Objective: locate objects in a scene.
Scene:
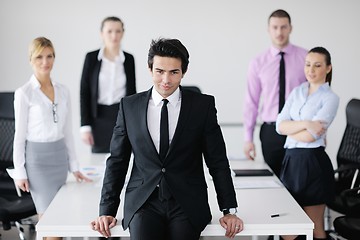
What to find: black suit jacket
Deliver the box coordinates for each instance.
[80,49,136,126]
[99,87,237,232]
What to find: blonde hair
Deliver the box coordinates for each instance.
[29,37,55,61]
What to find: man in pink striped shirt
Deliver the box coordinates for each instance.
[243,9,307,177]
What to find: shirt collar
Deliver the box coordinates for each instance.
[97,47,125,63]
[270,43,294,56]
[30,74,56,89]
[320,82,330,91]
[302,81,330,94]
[151,87,181,107]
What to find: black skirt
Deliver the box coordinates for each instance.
[280,147,335,206]
[92,103,119,153]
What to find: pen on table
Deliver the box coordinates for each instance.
[271,214,280,218]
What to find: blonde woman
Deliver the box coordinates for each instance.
[12,37,91,239]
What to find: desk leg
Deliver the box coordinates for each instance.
[305,230,313,240]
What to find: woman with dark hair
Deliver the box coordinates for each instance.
[80,16,136,153]
[276,47,339,240]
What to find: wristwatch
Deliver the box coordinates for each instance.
[222,208,237,216]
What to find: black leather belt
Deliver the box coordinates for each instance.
[263,122,276,125]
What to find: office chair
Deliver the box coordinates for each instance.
[0,92,16,195]
[326,99,360,231]
[0,92,37,240]
[332,187,360,240]
[181,85,202,93]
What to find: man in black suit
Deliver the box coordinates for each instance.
[91,38,243,240]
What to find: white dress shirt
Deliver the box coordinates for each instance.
[147,87,181,153]
[12,75,78,179]
[97,47,127,105]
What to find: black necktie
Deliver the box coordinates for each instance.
[279,52,285,112]
[159,99,169,161]
[159,99,171,200]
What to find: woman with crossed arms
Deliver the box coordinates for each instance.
[276,47,339,240]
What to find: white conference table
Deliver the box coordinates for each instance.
[36,159,313,239]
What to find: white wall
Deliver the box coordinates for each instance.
[1,0,359,165]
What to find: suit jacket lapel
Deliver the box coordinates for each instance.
[138,88,160,159]
[167,89,192,155]
[91,57,102,116]
[92,53,102,98]
[140,87,192,162]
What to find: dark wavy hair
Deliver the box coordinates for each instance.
[308,47,332,86]
[148,38,189,74]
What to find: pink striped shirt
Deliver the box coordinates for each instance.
[243,43,307,142]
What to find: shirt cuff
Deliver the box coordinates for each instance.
[10,167,28,180]
[68,160,79,173]
[80,125,92,133]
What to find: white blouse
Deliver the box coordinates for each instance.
[12,75,78,179]
[97,47,127,105]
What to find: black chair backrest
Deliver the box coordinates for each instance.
[0,92,37,231]
[337,99,360,166]
[181,85,201,93]
[0,92,15,169]
[0,92,15,120]
[346,99,360,129]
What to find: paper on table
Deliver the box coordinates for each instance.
[81,165,131,188]
[81,166,104,179]
[233,178,282,189]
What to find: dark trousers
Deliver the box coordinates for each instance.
[259,123,286,178]
[129,188,201,240]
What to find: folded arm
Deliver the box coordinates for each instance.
[278,120,326,142]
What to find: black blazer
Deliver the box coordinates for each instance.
[99,87,237,232]
[80,49,136,126]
